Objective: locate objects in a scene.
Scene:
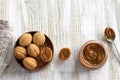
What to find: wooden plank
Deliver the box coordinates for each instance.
[1,0,120,80]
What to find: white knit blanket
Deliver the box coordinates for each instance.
[0,20,12,76]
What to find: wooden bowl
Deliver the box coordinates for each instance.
[78,40,108,69]
[14,31,54,71]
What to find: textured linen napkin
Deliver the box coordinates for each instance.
[0,20,12,76]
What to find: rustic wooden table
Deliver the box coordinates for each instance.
[0,0,120,80]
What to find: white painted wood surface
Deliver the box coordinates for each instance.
[0,0,120,80]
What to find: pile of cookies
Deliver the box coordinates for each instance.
[14,32,53,70]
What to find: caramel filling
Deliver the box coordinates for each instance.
[105,27,115,39]
[83,43,105,65]
[59,48,71,61]
[40,47,53,62]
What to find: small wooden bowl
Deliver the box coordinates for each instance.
[14,31,54,71]
[78,40,108,69]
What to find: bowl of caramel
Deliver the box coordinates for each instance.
[79,40,108,69]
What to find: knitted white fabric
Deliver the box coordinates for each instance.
[0,20,12,76]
